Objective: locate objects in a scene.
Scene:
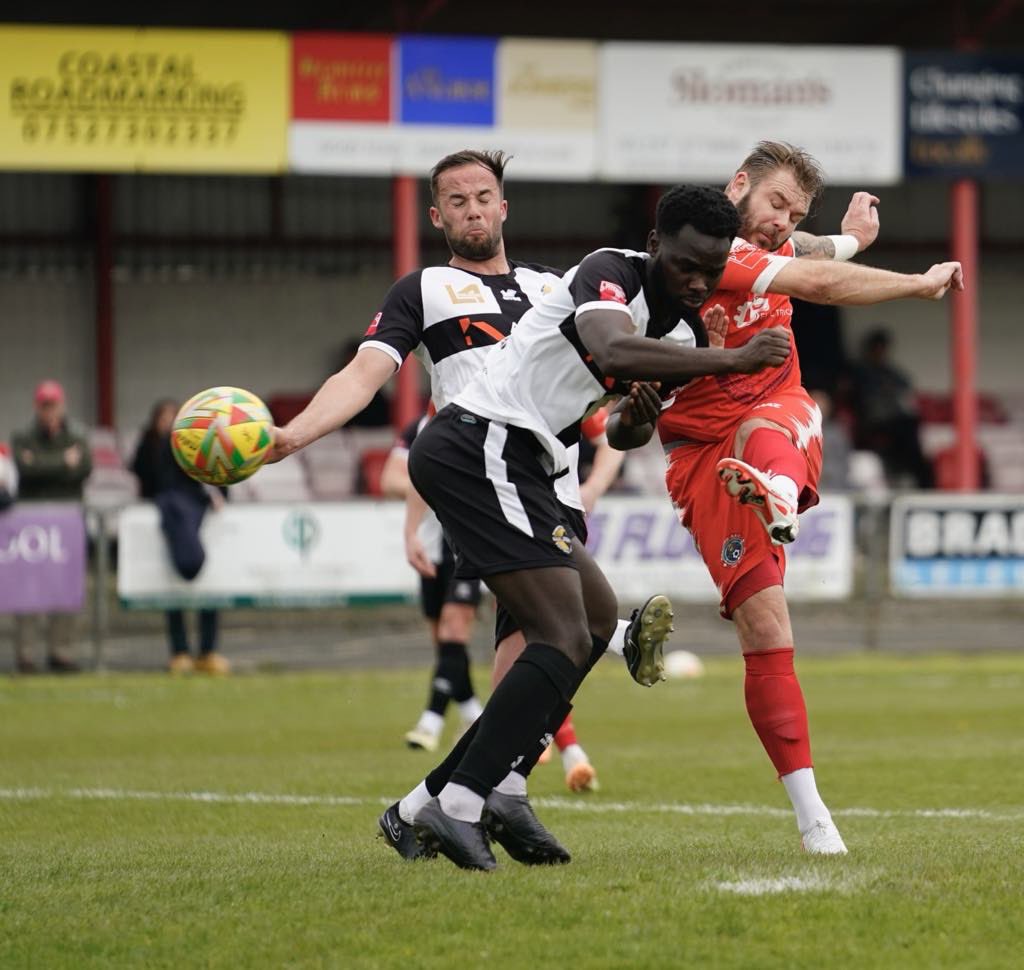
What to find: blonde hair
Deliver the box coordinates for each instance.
[736,141,825,204]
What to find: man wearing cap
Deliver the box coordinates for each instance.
[11,380,92,673]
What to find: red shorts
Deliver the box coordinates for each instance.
[663,388,823,619]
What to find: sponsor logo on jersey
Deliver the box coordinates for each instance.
[445,282,487,305]
[365,311,382,336]
[458,317,506,346]
[599,280,627,304]
[733,297,771,329]
[721,534,744,567]
[500,289,521,301]
[552,525,572,554]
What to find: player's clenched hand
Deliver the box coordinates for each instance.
[918,262,964,300]
[619,381,662,428]
[703,304,728,348]
[736,327,791,373]
[405,532,437,578]
[264,426,290,465]
[841,191,880,252]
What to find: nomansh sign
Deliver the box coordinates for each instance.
[292,33,392,122]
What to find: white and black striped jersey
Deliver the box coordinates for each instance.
[455,248,707,476]
[359,260,602,511]
[361,262,562,413]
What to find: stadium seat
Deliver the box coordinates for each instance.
[357,447,391,497]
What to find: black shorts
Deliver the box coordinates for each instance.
[408,405,580,580]
[420,540,482,620]
[492,503,588,646]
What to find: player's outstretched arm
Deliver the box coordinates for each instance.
[767,259,963,306]
[791,191,880,259]
[267,348,397,462]
[577,309,791,386]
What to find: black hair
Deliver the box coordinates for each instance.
[655,184,740,241]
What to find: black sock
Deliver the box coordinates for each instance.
[440,640,476,704]
[511,634,607,780]
[427,642,462,716]
[584,633,610,675]
[425,719,479,797]
[450,643,577,798]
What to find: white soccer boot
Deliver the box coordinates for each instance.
[717,457,800,545]
[800,818,848,855]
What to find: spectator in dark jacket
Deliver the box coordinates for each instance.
[131,399,229,675]
[11,380,92,673]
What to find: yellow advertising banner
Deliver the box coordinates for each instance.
[0,25,288,172]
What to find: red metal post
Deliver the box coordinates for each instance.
[94,175,114,428]
[950,178,980,491]
[392,175,421,428]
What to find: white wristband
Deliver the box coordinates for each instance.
[827,234,859,261]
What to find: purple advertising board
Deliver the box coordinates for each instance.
[0,503,87,612]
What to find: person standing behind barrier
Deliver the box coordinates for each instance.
[11,380,92,673]
[131,399,229,675]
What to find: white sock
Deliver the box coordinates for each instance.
[607,618,629,657]
[398,781,431,824]
[781,767,831,833]
[768,473,799,507]
[561,742,588,772]
[439,783,485,823]
[415,710,444,736]
[457,698,483,724]
[493,771,527,797]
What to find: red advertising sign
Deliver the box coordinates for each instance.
[292,33,392,122]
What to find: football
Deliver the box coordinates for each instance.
[663,649,706,680]
[171,386,273,486]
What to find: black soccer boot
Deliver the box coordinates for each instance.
[377,802,436,861]
[623,594,674,687]
[482,791,571,865]
[413,798,497,871]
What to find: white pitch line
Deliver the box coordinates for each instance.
[1,787,1022,822]
[712,874,839,896]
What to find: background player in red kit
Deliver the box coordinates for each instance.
[608,141,964,854]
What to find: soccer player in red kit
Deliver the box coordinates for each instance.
[608,141,964,854]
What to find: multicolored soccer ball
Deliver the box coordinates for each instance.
[171,387,273,485]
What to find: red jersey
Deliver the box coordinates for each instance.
[658,238,801,444]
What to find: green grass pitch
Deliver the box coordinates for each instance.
[2,653,1022,969]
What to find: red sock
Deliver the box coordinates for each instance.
[553,713,578,752]
[743,428,807,494]
[743,648,813,777]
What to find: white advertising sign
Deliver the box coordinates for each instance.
[599,43,902,183]
[118,502,417,608]
[587,494,853,603]
[118,495,853,609]
[890,493,1024,598]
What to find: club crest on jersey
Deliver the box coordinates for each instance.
[721,534,744,567]
[600,280,627,304]
[551,525,572,554]
[365,312,382,336]
[500,289,521,301]
[445,282,487,305]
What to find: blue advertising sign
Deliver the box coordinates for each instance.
[398,36,497,126]
[905,51,1024,178]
